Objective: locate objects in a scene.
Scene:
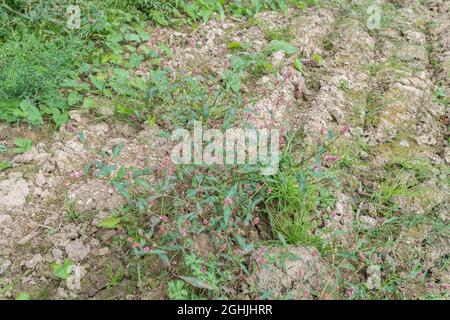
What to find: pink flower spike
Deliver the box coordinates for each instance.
[69,171,83,179]
[340,125,350,135]
[324,155,340,163]
[224,197,233,208]
[160,215,169,223]
[66,123,75,132]
[221,242,227,251]
[320,127,326,136]
[346,288,355,297]
[132,242,140,248]
[143,246,150,252]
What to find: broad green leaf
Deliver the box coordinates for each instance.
[179,276,214,290]
[83,97,94,109]
[227,42,242,49]
[112,142,124,159]
[312,53,324,65]
[13,138,32,154]
[67,92,82,107]
[51,109,69,127]
[223,207,231,226]
[134,26,150,41]
[124,33,140,42]
[51,259,73,280]
[268,40,297,55]
[0,160,12,172]
[294,58,303,73]
[19,100,43,126]
[16,292,31,300]
[98,216,121,229]
[77,131,85,143]
[295,173,307,193]
[106,32,123,43]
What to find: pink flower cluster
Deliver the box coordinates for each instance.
[127,237,150,252]
[254,247,267,264]
[159,154,175,175]
[69,171,83,179]
[224,197,233,208]
[323,154,340,164]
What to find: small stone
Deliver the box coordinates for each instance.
[17,231,39,245]
[366,265,381,290]
[89,123,109,136]
[107,138,127,151]
[261,76,271,84]
[271,51,285,68]
[65,239,90,261]
[360,216,377,229]
[69,111,82,123]
[35,173,46,187]
[416,135,436,146]
[0,259,12,275]
[66,265,85,291]
[24,254,43,269]
[0,215,13,229]
[52,248,64,262]
[89,238,100,248]
[0,175,30,211]
[100,230,116,242]
[360,151,369,160]
[97,247,110,256]
[56,287,68,298]
[97,106,115,117]
[399,139,410,147]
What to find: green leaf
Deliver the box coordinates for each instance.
[112,142,124,159]
[124,33,140,42]
[267,40,297,55]
[89,75,105,91]
[98,216,121,229]
[19,100,43,126]
[151,12,168,26]
[51,259,73,280]
[227,183,238,198]
[78,131,85,143]
[67,92,82,107]
[0,144,7,153]
[134,26,150,41]
[51,108,69,127]
[16,292,31,300]
[223,207,231,225]
[0,160,12,172]
[13,138,32,154]
[179,276,214,290]
[312,53,324,65]
[106,32,123,43]
[295,173,307,193]
[152,250,170,268]
[83,97,94,109]
[227,42,243,50]
[129,53,145,69]
[294,58,304,73]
